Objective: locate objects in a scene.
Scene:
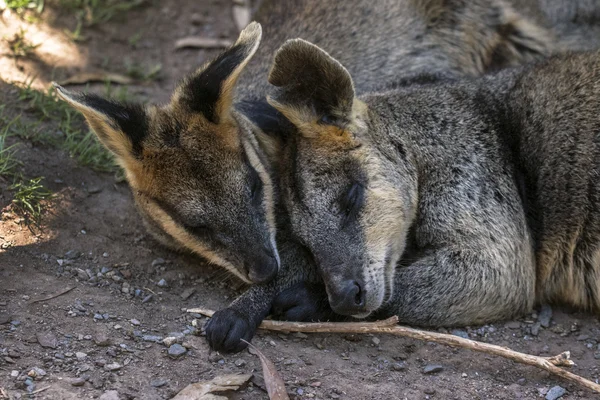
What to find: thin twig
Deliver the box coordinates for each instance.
[188,307,600,393]
[28,287,75,304]
[28,386,51,395]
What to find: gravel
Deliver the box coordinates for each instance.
[539,304,553,328]
[168,344,187,359]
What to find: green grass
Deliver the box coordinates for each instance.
[3,0,45,13]
[124,59,162,82]
[57,0,145,34]
[17,82,118,173]
[9,176,52,225]
[0,115,21,177]
[6,28,40,58]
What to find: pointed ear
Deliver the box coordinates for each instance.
[175,21,262,124]
[267,39,357,136]
[53,83,148,160]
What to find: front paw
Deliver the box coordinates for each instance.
[204,308,257,353]
[272,282,340,322]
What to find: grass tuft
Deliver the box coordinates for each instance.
[9,176,52,225]
[17,81,118,173]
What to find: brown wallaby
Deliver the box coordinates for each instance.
[266,39,600,329]
[53,0,600,352]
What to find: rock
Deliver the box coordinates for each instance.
[130,319,140,326]
[392,362,407,371]
[168,344,187,359]
[0,313,11,325]
[37,332,58,349]
[142,335,163,343]
[539,304,553,328]
[424,388,436,395]
[76,352,87,360]
[235,359,247,367]
[157,279,168,287]
[142,294,153,303]
[163,336,183,347]
[545,386,566,400]
[65,250,80,260]
[505,321,521,329]
[295,332,308,339]
[10,370,19,378]
[530,322,541,336]
[180,287,196,300]
[94,333,110,347]
[423,364,443,374]
[28,367,46,378]
[372,337,380,346]
[104,363,122,372]
[70,377,86,386]
[151,379,167,387]
[87,186,102,194]
[451,330,469,339]
[152,258,166,267]
[99,390,120,400]
[576,334,590,341]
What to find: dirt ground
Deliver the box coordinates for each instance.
[0,1,599,399]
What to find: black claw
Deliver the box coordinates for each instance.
[204,308,257,353]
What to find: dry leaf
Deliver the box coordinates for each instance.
[232,1,251,31]
[59,72,133,86]
[175,37,233,50]
[242,340,290,400]
[171,374,252,400]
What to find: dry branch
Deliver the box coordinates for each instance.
[188,307,600,393]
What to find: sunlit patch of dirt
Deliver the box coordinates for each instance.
[0,8,86,87]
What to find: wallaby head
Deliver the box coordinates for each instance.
[268,39,418,317]
[54,23,281,284]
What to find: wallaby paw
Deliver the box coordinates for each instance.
[204,308,256,353]
[272,282,340,322]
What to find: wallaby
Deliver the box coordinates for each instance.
[52,0,599,352]
[265,40,600,329]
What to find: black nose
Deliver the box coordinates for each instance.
[246,247,279,284]
[329,280,366,315]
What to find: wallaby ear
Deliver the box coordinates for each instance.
[267,39,356,136]
[175,21,262,124]
[53,83,148,160]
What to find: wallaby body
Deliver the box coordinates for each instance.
[54,0,600,352]
[267,42,600,328]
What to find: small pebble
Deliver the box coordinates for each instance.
[157,279,168,287]
[104,363,122,372]
[10,370,19,378]
[142,294,153,303]
[392,362,406,371]
[539,304,553,328]
[152,258,166,267]
[168,344,187,359]
[70,377,86,387]
[451,330,469,339]
[235,359,247,367]
[130,319,140,326]
[151,379,168,388]
[545,385,566,400]
[372,337,380,346]
[423,364,443,374]
[99,390,120,400]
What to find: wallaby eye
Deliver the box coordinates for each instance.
[319,114,338,125]
[185,224,214,239]
[339,182,365,223]
[249,165,263,205]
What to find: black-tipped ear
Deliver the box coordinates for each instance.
[53,83,148,159]
[267,39,355,129]
[175,21,262,124]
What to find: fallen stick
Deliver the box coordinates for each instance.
[188,307,600,393]
[28,287,75,304]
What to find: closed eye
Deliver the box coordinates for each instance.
[249,165,263,206]
[339,182,365,226]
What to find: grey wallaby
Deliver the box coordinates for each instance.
[266,40,600,330]
[52,0,600,352]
